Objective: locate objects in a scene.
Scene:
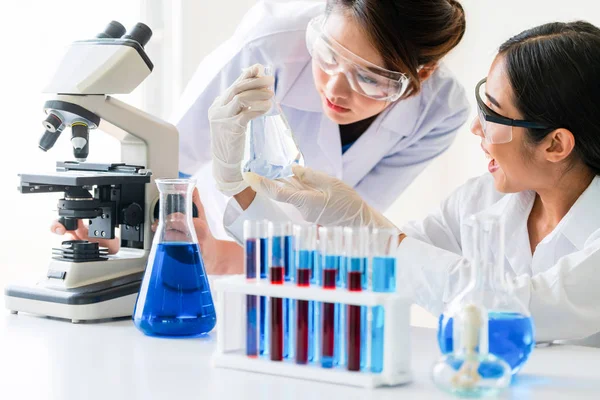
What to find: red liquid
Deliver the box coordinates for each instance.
[322,269,337,363]
[348,271,363,371]
[271,265,284,284]
[296,268,310,364]
[270,266,284,361]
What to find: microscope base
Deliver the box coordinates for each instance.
[4,273,142,323]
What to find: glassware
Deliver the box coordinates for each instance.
[344,226,369,371]
[437,215,535,375]
[370,227,398,373]
[318,226,343,368]
[133,179,216,337]
[242,66,305,179]
[432,303,512,397]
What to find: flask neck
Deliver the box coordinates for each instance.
[155,180,197,244]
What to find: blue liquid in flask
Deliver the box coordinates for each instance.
[133,242,216,337]
[438,311,535,376]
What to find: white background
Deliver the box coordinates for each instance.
[0,0,598,325]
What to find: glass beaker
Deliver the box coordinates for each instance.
[437,215,535,376]
[133,179,216,337]
[242,66,305,179]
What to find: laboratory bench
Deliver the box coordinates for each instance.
[1,310,600,400]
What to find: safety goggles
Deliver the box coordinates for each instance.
[306,15,410,102]
[476,78,550,144]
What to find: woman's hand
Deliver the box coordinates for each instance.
[51,219,120,254]
[209,63,274,197]
[244,165,397,229]
[151,188,243,275]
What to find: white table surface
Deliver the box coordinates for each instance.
[1,313,599,400]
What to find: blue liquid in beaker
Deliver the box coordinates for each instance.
[438,311,535,375]
[133,242,216,337]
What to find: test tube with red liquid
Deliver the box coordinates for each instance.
[294,224,317,364]
[318,226,342,368]
[269,222,289,361]
[344,227,369,372]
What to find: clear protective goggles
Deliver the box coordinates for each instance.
[476,78,550,144]
[306,15,410,102]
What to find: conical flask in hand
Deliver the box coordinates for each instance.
[242,65,305,179]
[133,179,216,337]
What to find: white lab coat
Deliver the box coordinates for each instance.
[225,174,600,345]
[172,0,469,239]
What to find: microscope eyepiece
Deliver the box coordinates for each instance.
[71,123,89,162]
[122,23,152,48]
[96,20,126,39]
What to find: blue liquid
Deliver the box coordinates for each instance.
[438,311,535,375]
[371,257,396,373]
[133,242,216,337]
[259,237,268,356]
[245,239,258,356]
[335,256,348,366]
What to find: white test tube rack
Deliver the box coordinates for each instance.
[212,275,413,388]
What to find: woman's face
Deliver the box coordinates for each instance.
[312,12,390,125]
[470,55,550,193]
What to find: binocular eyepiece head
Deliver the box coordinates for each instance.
[96,20,152,48]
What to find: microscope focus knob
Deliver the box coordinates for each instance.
[122,203,144,226]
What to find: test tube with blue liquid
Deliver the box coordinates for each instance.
[370,227,398,373]
[318,226,342,368]
[344,226,369,371]
[294,224,317,364]
[244,221,259,357]
[257,220,270,356]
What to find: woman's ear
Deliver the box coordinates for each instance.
[417,62,439,82]
[543,128,576,164]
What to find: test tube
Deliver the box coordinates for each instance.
[294,224,317,364]
[345,226,369,372]
[275,222,295,359]
[269,222,289,361]
[243,221,259,358]
[258,220,270,356]
[319,226,342,368]
[370,227,398,373]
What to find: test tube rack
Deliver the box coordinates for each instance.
[212,275,412,388]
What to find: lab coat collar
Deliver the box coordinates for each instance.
[279,61,323,113]
[558,176,600,250]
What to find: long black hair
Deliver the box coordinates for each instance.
[499,21,600,175]
[327,0,466,97]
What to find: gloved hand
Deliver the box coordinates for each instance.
[209,64,274,196]
[244,165,397,229]
[51,219,120,254]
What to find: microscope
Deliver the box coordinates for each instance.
[4,21,179,323]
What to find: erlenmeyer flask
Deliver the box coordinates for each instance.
[133,179,216,337]
[242,66,305,179]
[437,215,535,376]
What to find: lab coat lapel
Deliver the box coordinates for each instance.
[558,176,600,250]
